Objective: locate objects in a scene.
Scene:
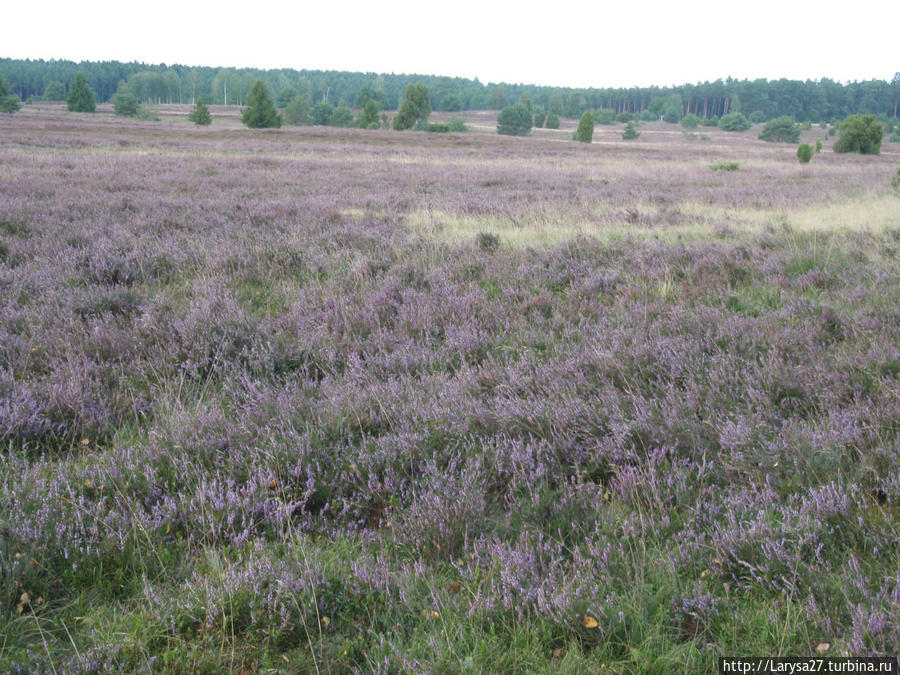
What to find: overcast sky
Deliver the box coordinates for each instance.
[5,1,897,88]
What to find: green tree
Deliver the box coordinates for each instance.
[546,113,560,129]
[42,80,66,101]
[188,96,212,125]
[758,116,800,142]
[533,110,546,128]
[358,99,380,128]
[622,122,640,139]
[0,71,20,113]
[797,143,813,163]
[487,86,508,109]
[496,103,533,136]
[241,80,281,128]
[833,114,882,154]
[277,86,299,108]
[66,73,95,112]
[718,112,751,131]
[311,100,335,125]
[283,95,311,125]
[573,110,594,142]
[663,94,683,123]
[329,102,354,127]
[393,83,431,130]
[112,80,139,116]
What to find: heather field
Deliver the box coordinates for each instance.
[2,106,900,673]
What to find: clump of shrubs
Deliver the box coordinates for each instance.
[448,115,467,132]
[477,231,501,252]
[710,162,740,171]
[426,123,449,133]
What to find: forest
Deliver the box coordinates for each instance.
[2,57,899,121]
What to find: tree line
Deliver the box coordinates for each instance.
[1,57,898,121]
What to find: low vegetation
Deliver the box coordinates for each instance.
[1,105,899,672]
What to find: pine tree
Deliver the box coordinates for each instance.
[241,80,281,128]
[67,73,96,113]
[358,99,380,129]
[188,97,212,125]
[622,122,640,140]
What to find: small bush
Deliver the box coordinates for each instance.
[680,114,700,130]
[718,112,751,132]
[497,103,533,136]
[448,115,467,132]
[701,117,719,127]
[888,132,900,143]
[640,109,656,121]
[710,162,740,171]
[815,140,822,153]
[594,109,616,125]
[797,144,813,163]
[477,231,500,252]
[426,123,449,133]
[759,116,801,143]
[533,111,546,128]
[188,97,212,126]
[891,168,900,189]
[616,112,634,122]
[622,122,640,140]
[135,106,160,121]
[545,113,560,129]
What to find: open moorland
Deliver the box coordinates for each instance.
[1,106,899,672]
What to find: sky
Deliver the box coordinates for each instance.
[4,1,897,88]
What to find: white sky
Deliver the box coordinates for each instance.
[5,1,897,88]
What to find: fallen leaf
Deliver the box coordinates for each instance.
[700,569,711,578]
[552,648,563,658]
[582,615,599,629]
[816,643,830,654]
[447,581,460,593]
[80,438,90,446]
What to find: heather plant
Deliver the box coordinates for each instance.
[1,108,899,671]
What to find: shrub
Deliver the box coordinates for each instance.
[497,103,533,136]
[0,72,20,113]
[311,100,334,125]
[533,110,546,128]
[66,73,95,112]
[594,109,616,125]
[357,99,379,129]
[573,111,594,142]
[616,112,634,123]
[815,140,822,153]
[283,95,311,125]
[545,113,560,129]
[448,115,467,132]
[188,97,212,125]
[828,127,837,137]
[833,114,882,155]
[890,132,900,142]
[242,80,281,128]
[680,114,700,130]
[710,162,740,171]
[134,106,159,121]
[701,117,719,127]
[758,116,800,143]
[112,81,139,117]
[749,110,767,123]
[622,122,640,140]
[41,80,66,101]
[889,168,900,189]
[718,112,751,131]
[328,104,354,128]
[477,231,500,252]
[640,109,656,121]
[393,83,431,130]
[797,143,813,163]
[426,123,449,133]
[440,94,461,111]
